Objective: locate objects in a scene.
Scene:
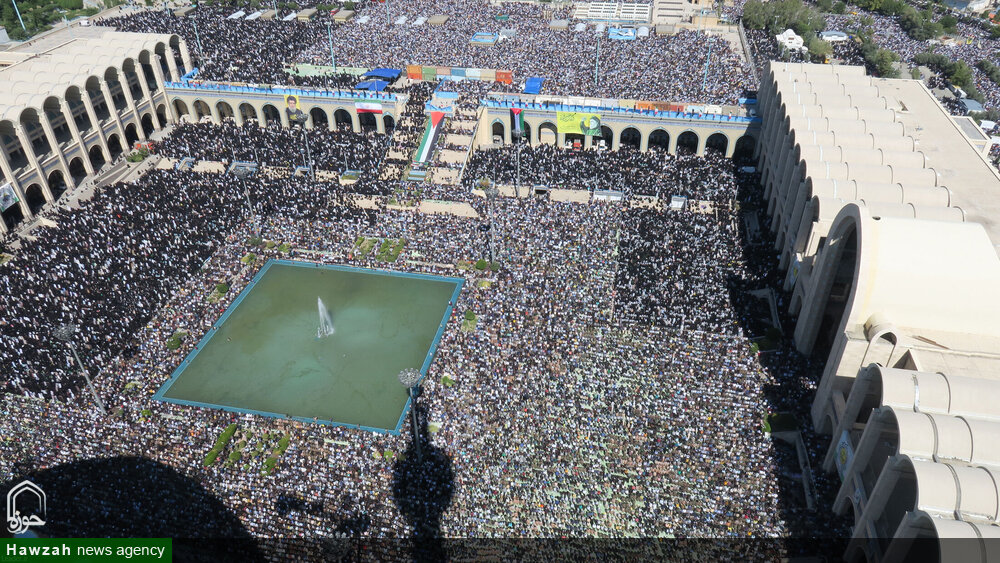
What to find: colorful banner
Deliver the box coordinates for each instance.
[0,183,18,212]
[556,112,602,136]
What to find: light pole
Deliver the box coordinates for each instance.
[53,324,107,416]
[300,123,315,181]
[398,368,422,462]
[481,179,498,265]
[192,20,204,58]
[243,184,260,237]
[10,0,26,32]
[326,21,336,71]
[702,39,712,93]
[594,32,601,87]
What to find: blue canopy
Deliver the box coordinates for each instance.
[524,77,545,94]
[356,80,389,91]
[961,98,985,114]
[362,68,401,80]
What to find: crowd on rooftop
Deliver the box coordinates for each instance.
[103,4,755,104]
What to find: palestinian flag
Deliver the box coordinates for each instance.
[355,102,383,114]
[415,111,445,163]
[0,183,18,212]
[511,108,524,136]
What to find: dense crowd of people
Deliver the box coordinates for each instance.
[157,120,394,193]
[103,5,755,104]
[0,2,868,558]
[0,138,847,555]
[463,144,748,202]
[740,4,1000,114]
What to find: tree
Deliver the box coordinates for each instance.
[816,0,831,12]
[880,0,907,16]
[939,15,957,32]
[873,49,899,78]
[950,61,973,89]
[807,37,832,62]
[741,0,768,30]
[832,1,846,14]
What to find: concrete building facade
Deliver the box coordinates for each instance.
[0,30,191,233]
[166,82,406,135]
[476,96,760,158]
[756,62,1000,561]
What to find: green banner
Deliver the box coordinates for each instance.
[556,112,602,135]
[3,539,171,562]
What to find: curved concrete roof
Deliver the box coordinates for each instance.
[874,367,1000,421]
[0,31,179,125]
[904,456,1000,524]
[830,204,1000,339]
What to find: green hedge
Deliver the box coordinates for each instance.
[464,310,476,321]
[215,283,230,294]
[204,450,220,466]
[474,259,488,270]
[214,423,238,450]
[276,435,290,455]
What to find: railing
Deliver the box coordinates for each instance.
[481,99,759,123]
[164,81,398,103]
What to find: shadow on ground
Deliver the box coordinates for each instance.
[2,456,264,562]
[392,399,454,563]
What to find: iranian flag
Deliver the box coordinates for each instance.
[511,108,524,136]
[355,102,383,114]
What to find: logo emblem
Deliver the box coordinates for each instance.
[6,480,46,535]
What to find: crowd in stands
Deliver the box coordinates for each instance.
[0,146,848,554]
[462,144,746,202]
[103,5,755,104]
[157,121,393,194]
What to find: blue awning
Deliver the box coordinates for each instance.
[524,77,545,94]
[356,80,389,91]
[362,68,401,80]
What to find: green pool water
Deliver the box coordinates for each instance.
[156,261,463,431]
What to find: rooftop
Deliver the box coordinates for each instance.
[876,78,1000,256]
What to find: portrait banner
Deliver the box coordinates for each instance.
[284,94,308,125]
[556,112,602,136]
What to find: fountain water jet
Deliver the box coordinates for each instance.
[317,297,335,338]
